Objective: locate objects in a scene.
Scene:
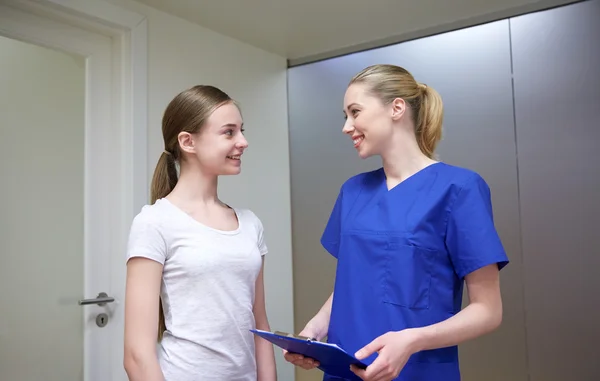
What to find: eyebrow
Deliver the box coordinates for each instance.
[221,123,243,128]
[343,103,359,114]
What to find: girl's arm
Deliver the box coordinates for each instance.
[253,258,277,381]
[123,257,165,381]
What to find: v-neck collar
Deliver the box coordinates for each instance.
[378,162,444,193]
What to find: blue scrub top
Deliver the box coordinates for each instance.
[321,162,509,381]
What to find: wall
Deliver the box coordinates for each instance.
[510,1,600,379]
[104,1,295,379]
[287,1,599,381]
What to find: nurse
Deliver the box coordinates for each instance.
[284,64,509,381]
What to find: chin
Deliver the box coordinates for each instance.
[357,148,373,159]
[221,165,242,176]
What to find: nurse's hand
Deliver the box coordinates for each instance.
[282,326,321,370]
[350,330,419,381]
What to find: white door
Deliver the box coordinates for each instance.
[0,4,128,381]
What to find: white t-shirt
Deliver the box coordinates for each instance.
[126,198,268,381]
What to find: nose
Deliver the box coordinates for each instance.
[342,118,354,135]
[236,134,248,150]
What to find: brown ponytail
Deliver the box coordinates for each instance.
[150,85,235,341]
[349,64,444,159]
[150,152,177,204]
[149,151,177,341]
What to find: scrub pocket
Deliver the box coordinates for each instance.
[382,241,434,310]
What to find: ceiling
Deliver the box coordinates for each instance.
[134,0,578,65]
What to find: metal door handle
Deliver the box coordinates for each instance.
[78,292,114,306]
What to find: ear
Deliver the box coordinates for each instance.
[177,131,196,155]
[391,98,406,121]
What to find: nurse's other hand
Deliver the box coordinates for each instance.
[282,327,320,370]
[350,330,419,381]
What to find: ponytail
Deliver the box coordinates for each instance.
[149,150,178,341]
[150,151,177,203]
[416,84,444,159]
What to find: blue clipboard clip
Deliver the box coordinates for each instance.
[250,329,367,381]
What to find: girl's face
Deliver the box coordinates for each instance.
[179,102,248,176]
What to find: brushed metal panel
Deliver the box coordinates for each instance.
[288,19,527,381]
[511,1,600,380]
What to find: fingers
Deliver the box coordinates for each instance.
[350,358,398,381]
[283,350,320,370]
[350,364,367,380]
[355,335,385,360]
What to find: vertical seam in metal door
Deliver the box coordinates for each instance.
[508,17,532,381]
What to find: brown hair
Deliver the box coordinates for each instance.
[150,85,235,341]
[349,64,444,159]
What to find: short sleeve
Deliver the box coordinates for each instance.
[256,216,268,256]
[321,189,343,258]
[445,174,509,279]
[126,211,167,265]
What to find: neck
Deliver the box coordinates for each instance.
[380,133,437,184]
[169,162,219,206]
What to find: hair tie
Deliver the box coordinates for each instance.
[163,150,172,156]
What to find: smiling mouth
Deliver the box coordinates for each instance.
[227,155,241,160]
[353,135,364,148]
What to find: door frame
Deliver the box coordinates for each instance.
[0,0,148,380]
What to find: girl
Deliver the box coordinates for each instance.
[285,64,509,381]
[124,85,276,381]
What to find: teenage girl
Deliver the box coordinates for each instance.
[124,85,277,381]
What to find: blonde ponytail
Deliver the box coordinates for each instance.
[416,84,444,159]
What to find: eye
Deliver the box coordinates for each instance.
[225,129,233,136]
[351,109,359,117]
[240,128,245,134]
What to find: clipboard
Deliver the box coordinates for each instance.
[251,329,367,381]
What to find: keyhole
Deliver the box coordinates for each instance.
[96,313,108,327]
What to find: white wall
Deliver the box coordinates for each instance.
[105,1,295,379]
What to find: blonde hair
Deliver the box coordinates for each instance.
[150,85,235,341]
[349,64,444,159]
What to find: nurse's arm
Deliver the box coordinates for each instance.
[411,263,503,351]
[283,292,333,370]
[304,292,333,339]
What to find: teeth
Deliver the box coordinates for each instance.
[353,136,364,145]
[227,155,240,160]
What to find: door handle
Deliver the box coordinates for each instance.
[78,292,115,306]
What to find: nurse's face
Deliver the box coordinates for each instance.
[342,84,394,159]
